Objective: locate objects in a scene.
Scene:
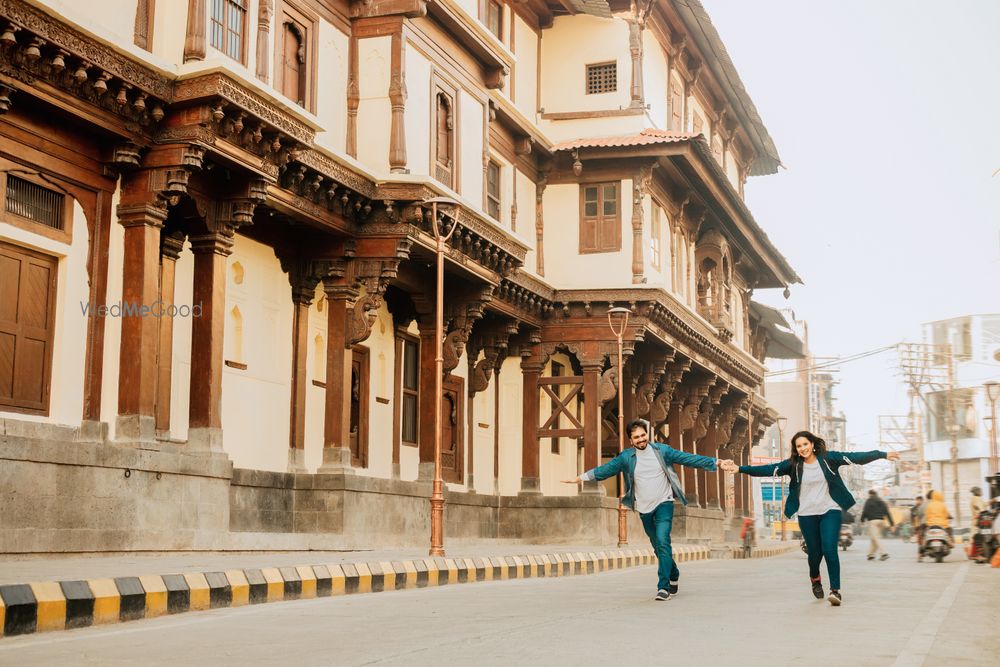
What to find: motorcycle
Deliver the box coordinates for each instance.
[922,525,953,563]
[839,524,853,551]
[969,507,999,564]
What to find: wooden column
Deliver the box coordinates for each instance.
[519,358,542,494]
[255,0,273,82]
[154,231,185,439]
[320,271,357,473]
[388,29,408,173]
[417,325,437,479]
[81,188,114,433]
[115,194,167,443]
[581,361,602,494]
[346,36,359,158]
[632,165,651,284]
[183,0,206,62]
[628,19,643,108]
[535,178,546,276]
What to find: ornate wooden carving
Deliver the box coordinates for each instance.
[535,176,546,276]
[346,36,359,158]
[388,30,407,173]
[183,0,206,62]
[635,358,669,418]
[256,0,273,82]
[628,19,642,108]
[632,164,653,284]
[651,359,690,427]
[441,286,494,373]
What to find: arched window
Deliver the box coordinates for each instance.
[281,20,306,106]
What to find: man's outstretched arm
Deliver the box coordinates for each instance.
[561,453,626,484]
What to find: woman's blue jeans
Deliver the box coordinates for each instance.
[798,509,842,589]
[639,501,680,591]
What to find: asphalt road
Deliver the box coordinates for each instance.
[1,538,997,666]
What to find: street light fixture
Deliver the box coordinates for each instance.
[424,196,459,557]
[985,382,999,474]
[607,306,631,547]
[775,416,788,541]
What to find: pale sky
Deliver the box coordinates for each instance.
[705,0,1000,447]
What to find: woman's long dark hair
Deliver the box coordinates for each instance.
[789,430,827,464]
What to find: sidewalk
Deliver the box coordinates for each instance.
[0,540,794,638]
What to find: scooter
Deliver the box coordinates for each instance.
[839,524,853,551]
[922,525,953,563]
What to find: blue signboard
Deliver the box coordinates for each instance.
[761,485,784,501]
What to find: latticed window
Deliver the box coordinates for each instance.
[210,0,246,62]
[5,176,64,230]
[486,161,501,220]
[586,62,617,95]
[580,182,620,253]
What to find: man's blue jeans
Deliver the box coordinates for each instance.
[639,501,679,591]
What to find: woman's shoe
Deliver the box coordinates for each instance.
[810,577,823,599]
[828,590,842,606]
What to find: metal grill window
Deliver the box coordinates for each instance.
[586,62,617,95]
[5,176,64,230]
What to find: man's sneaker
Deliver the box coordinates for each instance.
[879,553,890,561]
[810,577,824,599]
[828,590,842,606]
[668,581,679,595]
[866,555,875,561]
[654,589,672,601]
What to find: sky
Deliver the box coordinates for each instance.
[704,0,1000,448]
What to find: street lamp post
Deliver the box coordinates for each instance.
[608,306,631,547]
[776,416,788,541]
[986,382,999,474]
[946,421,961,527]
[425,197,458,557]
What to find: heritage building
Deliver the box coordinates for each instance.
[0,0,798,552]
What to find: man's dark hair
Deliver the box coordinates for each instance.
[625,419,649,438]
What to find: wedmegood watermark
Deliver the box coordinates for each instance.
[79,300,203,318]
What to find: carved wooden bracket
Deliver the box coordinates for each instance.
[635,359,668,418]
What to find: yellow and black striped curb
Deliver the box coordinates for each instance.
[0,546,718,638]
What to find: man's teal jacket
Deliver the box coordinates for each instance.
[739,450,887,518]
[580,442,718,510]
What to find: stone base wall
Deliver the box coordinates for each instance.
[1,419,733,553]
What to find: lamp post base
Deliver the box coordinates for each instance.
[617,505,629,547]
[429,482,446,557]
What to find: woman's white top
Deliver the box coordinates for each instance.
[797,461,841,516]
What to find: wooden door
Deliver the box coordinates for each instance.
[349,346,369,468]
[440,374,464,484]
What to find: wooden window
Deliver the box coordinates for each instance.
[586,62,617,95]
[133,0,155,50]
[276,3,314,110]
[399,335,420,446]
[433,89,456,189]
[0,240,57,414]
[668,78,684,131]
[486,160,501,220]
[486,0,503,41]
[1,172,72,243]
[650,204,662,270]
[210,0,247,63]
[579,182,620,253]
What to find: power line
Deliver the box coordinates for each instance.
[764,343,899,377]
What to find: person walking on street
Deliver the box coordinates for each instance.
[911,495,926,559]
[724,430,899,607]
[562,419,729,602]
[861,489,895,561]
[970,487,986,535]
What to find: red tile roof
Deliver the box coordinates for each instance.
[553,129,699,151]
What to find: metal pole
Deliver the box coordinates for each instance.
[608,307,630,547]
[777,422,786,541]
[429,200,457,557]
[986,383,999,474]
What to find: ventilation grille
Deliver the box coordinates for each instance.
[6,176,64,230]
[586,62,617,95]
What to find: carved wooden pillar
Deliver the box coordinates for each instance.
[535,177,546,276]
[628,19,643,109]
[346,36,359,158]
[256,0,273,83]
[632,165,651,284]
[154,231,185,439]
[116,178,168,444]
[184,0,206,62]
[519,355,542,495]
[388,30,408,173]
[320,264,357,473]
[581,360,603,494]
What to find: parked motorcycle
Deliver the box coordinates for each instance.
[922,525,953,562]
[969,507,999,564]
[839,524,853,551]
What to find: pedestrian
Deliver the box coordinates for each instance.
[561,419,729,601]
[911,495,926,558]
[724,430,899,606]
[861,490,895,561]
[969,487,986,534]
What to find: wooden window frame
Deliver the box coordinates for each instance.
[650,202,662,271]
[0,240,58,415]
[0,169,73,244]
[397,331,420,448]
[430,75,459,191]
[274,1,317,112]
[209,0,248,64]
[351,345,370,468]
[133,0,156,51]
[483,0,503,42]
[578,181,621,254]
[585,61,617,95]
[486,159,501,221]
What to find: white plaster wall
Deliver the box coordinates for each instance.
[643,29,668,130]
[497,355,523,496]
[152,0,185,65]
[357,36,392,176]
[169,244,194,441]
[455,0,478,21]
[362,304,396,479]
[101,191,125,440]
[313,22,349,155]
[404,43,433,178]
[220,236,293,472]
[513,16,538,120]
[541,16,629,114]
[0,202,90,427]
[470,368,496,492]
[459,92,485,205]
[39,0,137,56]
[540,181,634,289]
[304,283,326,472]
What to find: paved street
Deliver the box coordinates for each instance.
[1,538,997,666]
